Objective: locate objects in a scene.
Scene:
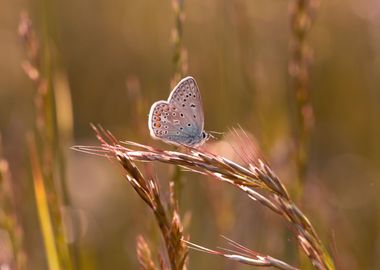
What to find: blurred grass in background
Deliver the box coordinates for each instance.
[0,0,379,269]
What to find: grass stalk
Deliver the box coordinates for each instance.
[81,126,189,270]
[73,126,335,269]
[19,11,75,269]
[171,0,187,87]
[288,0,319,197]
[0,134,27,269]
[28,134,61,270]
[289,1,320,266]
[170,0,188,209]
[136,235,159,270]
[184,237,298,270]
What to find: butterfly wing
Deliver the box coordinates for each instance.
[148,101,196,146]
[168,76,204,132]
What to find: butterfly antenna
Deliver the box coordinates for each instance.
[205,130,224,141]
[209,130,224,135]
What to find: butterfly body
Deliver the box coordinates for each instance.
[148,76,207,147]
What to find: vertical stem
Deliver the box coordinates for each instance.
[289,1,331,269]
[289,0,318,199]
[171,0,187,202]
[0,134,27,269]
[40,0,75,265]
[171,0,187,87]
[28,134,61,270]
[19,7,76,269]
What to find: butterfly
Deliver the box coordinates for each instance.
[148,76,208,147]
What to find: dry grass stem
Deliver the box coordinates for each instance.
[0,134,27,269]
[184,236,298,270]
[73,125,335,270]
[27,134,61,270]
[136,235,159,270]
[289,0,319,190]
[19,11,75,269]
[82,126,189,270]
[171,0,188,87]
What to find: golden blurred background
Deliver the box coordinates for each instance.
[0,0,379,269]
